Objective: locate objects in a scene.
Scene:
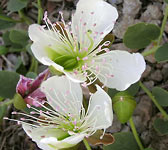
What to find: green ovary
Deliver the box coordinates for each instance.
[45,46,86,71]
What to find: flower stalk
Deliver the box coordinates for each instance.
[142,46,159,57]
[37,0,43,24]
[83,138,92,150]
[157,4,168,46]
[129,117,144,150]
[139,81,168,119]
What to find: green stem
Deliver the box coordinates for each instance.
[129,117,144,150]
[37,0,43,24]
[18,10,31,25]
[139,81,168,119]
[83,138,92,150]
[29,57,38,73]
[157,4,168,45]
[0,14,22,23]
[142,45,159,57]
[1,99,14,106]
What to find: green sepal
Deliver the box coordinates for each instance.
[13,93,27,110]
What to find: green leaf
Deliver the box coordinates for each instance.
[113,92,136,124]
[7,0,28,13]
[103,132,139,150]
[0,45,8,55]
[2,31,25,52]
[108,82,140,99]
[0,104,7,123]
[13,93,26,110]
[152,87,168,107]
[0,97,4,102]
[123,23,160,49]
[9,30,29,46]
[153,118,168,135]
[165,0,168,4]
[144,148,155,150]
[3,31,23,48]
[0,14,20,23]
[0,19,15,30]
[155,43,168,62]
[0,71,20,99]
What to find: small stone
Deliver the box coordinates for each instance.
[123,0,142,18]
[48,0,63,2]
[106,115,122,133]
[21,52,29,66]
[62,10,71,21]
[141,130,152,146]
[121,125,130,132]
[143,81,155,90]
[150,70,163,82]
[0,58,3,71]
[113,16,140,39]
[164,22,168,34]
[108,0,123,5]
[161,63,168,80]
[111,43,132,52]
[143,44,156,63]
[133,95,153,132]
[141,4,162,22]
[142,65,152,78]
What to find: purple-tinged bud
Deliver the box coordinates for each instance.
[15,69,50,107]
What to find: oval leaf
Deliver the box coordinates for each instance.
[153,118,168,135]
[0,104,7,123]
[103,132,139,150]
[7,0,28,13]
[0,45,8,55]
[155,43,168,62]
[152,87,168,107]
[0,71,20,98]
[123,23,160,49]
[9,30,29,46]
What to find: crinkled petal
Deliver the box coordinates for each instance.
[16,75,33,97]
[85,85,113,130]
[24,88,46,107]
[30,69,50,92]
[41,76,83,117]
[92,50,146,91]
[72,0,118,50]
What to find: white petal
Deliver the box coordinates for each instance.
[29,24,44,42]
[41,76,83,117]
[86,85,113,130]
[41,133,86,149]
[92,50,146,91]
[72,0,118,50]
[31,43,64,72]
[64,71,86,83]
[22,124,54,150]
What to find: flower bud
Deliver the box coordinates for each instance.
[113,91,136,124]
[16,69,50,107]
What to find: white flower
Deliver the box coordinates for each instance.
[17,76,112,150]
[29,0,146,91]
